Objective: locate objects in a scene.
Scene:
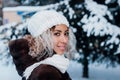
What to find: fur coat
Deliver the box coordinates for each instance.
[9,36,71,80]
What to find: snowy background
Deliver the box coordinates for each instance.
[0,60,120,80]
[0,0,120,80]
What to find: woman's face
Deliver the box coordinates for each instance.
[51,24,69,55]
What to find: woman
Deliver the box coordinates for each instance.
[9,10,76,80]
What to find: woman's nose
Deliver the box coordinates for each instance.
[60,35,68,43]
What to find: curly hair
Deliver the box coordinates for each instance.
[24,27,76,60]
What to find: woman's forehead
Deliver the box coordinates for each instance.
[52,24,69,31]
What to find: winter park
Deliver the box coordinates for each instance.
[0,0,120,80]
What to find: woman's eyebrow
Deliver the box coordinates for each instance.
[54,29,69,32]
[54,30,62,32]
[65,29,69,32]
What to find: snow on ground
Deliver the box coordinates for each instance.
[0,60,120,80]
[68,61,120,80]
[0,61,21,80]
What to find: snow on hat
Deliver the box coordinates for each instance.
[27,10,69,37]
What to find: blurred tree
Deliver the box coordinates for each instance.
[0,22,28,65]
[0,0,2,25]
[54,0,120,78]
[14,0,59,6]
[3,0,19,7]
[93,0,120,27]
[69,0,120,78]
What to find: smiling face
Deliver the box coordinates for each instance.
[51,24,69,55]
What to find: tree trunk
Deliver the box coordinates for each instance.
[82,56,89,78]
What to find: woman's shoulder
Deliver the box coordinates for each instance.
[28,64,62,80]
[28,64,71,80]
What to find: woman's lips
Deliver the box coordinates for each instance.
[58,46,66,50]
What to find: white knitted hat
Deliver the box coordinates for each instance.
[27,10,69,37]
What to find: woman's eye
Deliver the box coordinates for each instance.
[65,32,69,36]
[54,33,60,36]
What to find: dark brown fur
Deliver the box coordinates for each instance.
[9,38,37,76]
[27,64,71,80]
